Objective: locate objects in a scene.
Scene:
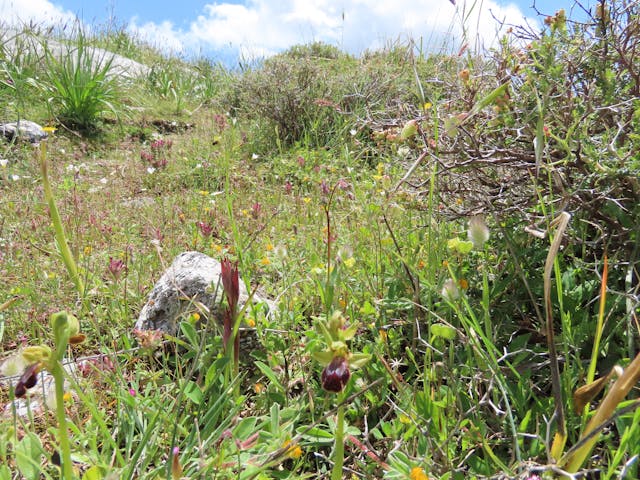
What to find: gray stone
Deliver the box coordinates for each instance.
[135,251,269,335]
[0,120,48,143]
[2,29,150,79]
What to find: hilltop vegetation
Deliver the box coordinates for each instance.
[1,2,639,479]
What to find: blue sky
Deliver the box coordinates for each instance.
[1,0,596,63]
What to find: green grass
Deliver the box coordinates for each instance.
[1,2,640,479]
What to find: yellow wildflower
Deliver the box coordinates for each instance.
[283,440,303,459]
[343,257,356,269]
[260,256,271,266]
[246,317,256,328]
[410,466,429,480]
[399,413,411,424]
[63,392,73,403]
[303,197,311,204]
[378,329,388,343]
[254,382,265,394]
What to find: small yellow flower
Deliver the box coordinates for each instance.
[378,329,388,343]
[458,278,469,290]
[260,256,271,266]
[399,413,411,424]
[190,312,201,322]
[303,197,311,204]
[442,260,449,268]
[213,243,223,253]
[417,260,426,269]
[254,382,265,394]
[338,298,347,309]
[265,243,274,252]
[83,246,92,255]
[43,126,57,134]
[199,190,209,196]
[343,257,356,269]
[63,392,73,403]
[410,466,429,480]
[246,317,256,328]
[423,102,432,111]
[241,209,249,217]
[283,440,303,459]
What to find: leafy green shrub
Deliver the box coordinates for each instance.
[225,40,443,154]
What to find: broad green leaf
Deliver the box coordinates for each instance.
[82,465,105,480]
[179,321,198,346]
[183,380,203,405]
[254,361,285,392]
[15,433,44,480]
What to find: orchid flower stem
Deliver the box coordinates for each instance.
[40,142,85,300]
[51,359,73,480]
[331,400,346,480]
[51,316,72,480]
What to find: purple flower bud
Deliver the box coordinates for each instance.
[15,363,41,398]
[321,356,350,393]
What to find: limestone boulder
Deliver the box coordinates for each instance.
[135,251,269,335]
[0,120,48,143]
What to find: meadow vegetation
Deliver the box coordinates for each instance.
[0,1,639,479]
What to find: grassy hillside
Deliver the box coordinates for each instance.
[1,3,639,479]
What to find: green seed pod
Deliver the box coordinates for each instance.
[400,119,418,140]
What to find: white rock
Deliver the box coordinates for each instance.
[135,251,270,334]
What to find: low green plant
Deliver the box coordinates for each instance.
[41,28,120,129]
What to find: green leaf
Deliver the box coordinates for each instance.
[0,465,11,480]
[15,433,44,480]
[234,416,258,438]
[359,301,376,316]
[431,323,457,340]
[254,361,285,393]
[297,426,334,444]
[183,380,203,405]
[400,119,418,140]
[82,465,105,480]
[205,356,229,387]
[180,321,198,346]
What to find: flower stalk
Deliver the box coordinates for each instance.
[15,311,84,480]
[331,400,346,480]
[40,140,85,299]
[221,257,241,390]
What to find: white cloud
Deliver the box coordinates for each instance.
[128,18,186,54]
[139,0,534,60]
[0,0,77,29]
[1,0,535,62]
